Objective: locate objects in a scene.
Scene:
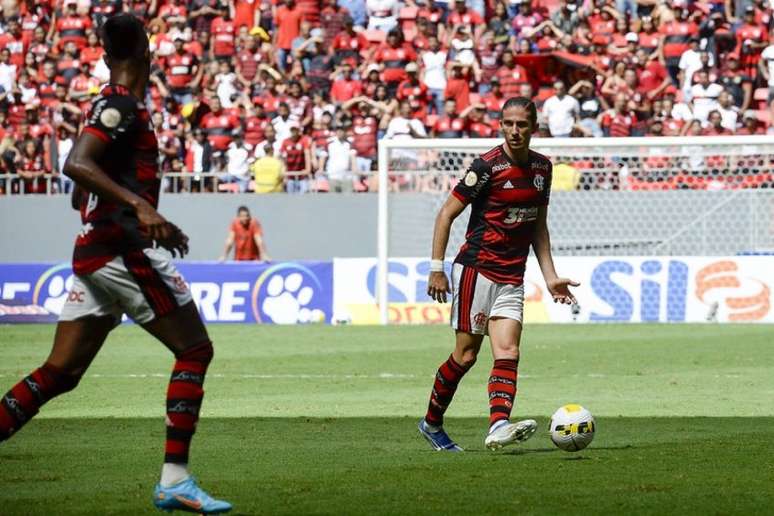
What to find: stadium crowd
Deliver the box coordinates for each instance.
[1,0,774,194]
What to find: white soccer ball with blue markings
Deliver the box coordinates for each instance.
[549,404,595,452]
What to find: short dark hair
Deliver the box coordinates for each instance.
[101,14,147,61]
[501,96,538,125]
[237,206,250,215]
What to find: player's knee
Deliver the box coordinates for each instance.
[41,362,83,395]
[177,339,214,365]
[458,350,478,368]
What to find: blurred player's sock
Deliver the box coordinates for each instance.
[0,363,79,442]
[425,354,473,427]
[488,358,518,430]
[161,463,190,487]
[162,340,213,483]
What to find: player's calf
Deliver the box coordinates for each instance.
[0,363,81,442]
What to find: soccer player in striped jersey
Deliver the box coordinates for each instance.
[0,15,231,513]
[418,97,579,451]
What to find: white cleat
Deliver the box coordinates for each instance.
[484,419,538,450]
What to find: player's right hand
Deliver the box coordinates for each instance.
[136,200,172,242]
[427,272,451,304]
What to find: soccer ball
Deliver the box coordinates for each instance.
[549,404,595,452]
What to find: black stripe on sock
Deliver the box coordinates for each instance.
[166,398,202,415]
[1,395,28,425]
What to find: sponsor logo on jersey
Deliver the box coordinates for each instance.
[473,311,488,327]
[503,180,514,189]
[464,171,478,186]
[491,162,510,172]
[531,160,550,172]
[533,174,545,191]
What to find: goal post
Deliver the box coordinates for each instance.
[376,135,774,325]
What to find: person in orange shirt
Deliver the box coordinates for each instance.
[219,206,270,261]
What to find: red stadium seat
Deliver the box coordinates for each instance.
[755,109,771,125]
[536,87,555,103]
[399,6,418,19]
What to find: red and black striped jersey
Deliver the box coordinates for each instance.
[72,84,160,275]
[452,144,552,285]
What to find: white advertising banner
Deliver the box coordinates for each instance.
[333,257,774,324]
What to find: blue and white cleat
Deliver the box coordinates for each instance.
[418,418,463,451]
[153,477,232,514]
[484,419,538,451]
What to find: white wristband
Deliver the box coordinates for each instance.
[430,259,444,272]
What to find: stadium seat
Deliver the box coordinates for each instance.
[536,87,556,103]
[364,29,386,44]
[755,109,771,125]
[315,177,330,192]
[217,183,241,193]
[753,88,770,109]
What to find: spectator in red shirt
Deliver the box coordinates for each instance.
[465,104,495,138]
[448,0,484,30]
[495,50,529,98]
[331,16,369,65]
[16,139,50,194]
[54,1,92,51]
[159,0,188,25]
[374,29,417,95]
[481,76,507,123]
[444,61,471,113]
[330,60,363,104]
[320,0,351,49]
[201,96,241,151]
[280,123,313,193]
[736,5,769,77]
[396,62,431,120]
[432,99,467,137]
[211,12,237,60]
[275,0,303,72]
[600,93,637,136]
[235,35,263,86]
[220,206,270,261]
[80,31,104,67]
[702,110,733,135]
[737,111,765,134]
[166,38,202,105]
[0,17,26,68]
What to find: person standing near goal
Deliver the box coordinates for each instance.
[418,97,579,451]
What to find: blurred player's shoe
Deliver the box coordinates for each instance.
[484,419,537,451]
[153,477,232,514]
[418,418,463,451]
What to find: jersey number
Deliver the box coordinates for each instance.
[504,207,538,224]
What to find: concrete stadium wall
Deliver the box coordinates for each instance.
[1,190,772,262]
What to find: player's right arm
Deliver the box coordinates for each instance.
[427,157,491,303]
[64,95,185,253]
[427,195,466,303]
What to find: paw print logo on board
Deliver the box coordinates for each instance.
[251,263,328,324]
[32,264,74,316]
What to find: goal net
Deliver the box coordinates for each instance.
[375,135,774,324]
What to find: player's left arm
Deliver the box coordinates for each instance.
[253,233,270,262]
[533,206,579,305]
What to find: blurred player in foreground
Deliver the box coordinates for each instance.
[0,15,231,514]
[418,97,579,451]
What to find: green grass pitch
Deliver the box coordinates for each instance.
[1,323,773,515]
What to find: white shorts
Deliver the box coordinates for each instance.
[59,248,192,326]
[450,263,524,335]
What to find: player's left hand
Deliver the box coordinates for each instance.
[157,222,189,258]
[547,278,580,305]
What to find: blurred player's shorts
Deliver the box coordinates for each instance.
[59,248,192,326]
[450,263,524,335]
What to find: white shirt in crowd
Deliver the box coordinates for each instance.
[690,82,723,123]
[542,94,580,137]
[215,72,239,108]
[421,50,448,91]
[761,44,774,88]
[671,102,694,121]
[717,105,739,131]
[366,0,398,31]
[253,139,282,159]
[385,116,427,139]
[0,61,15,100]
[324,137,355,180]
[678,49,714,100]
[226,142,251,179]
[57,137,74,174]
[271,116,296,143]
